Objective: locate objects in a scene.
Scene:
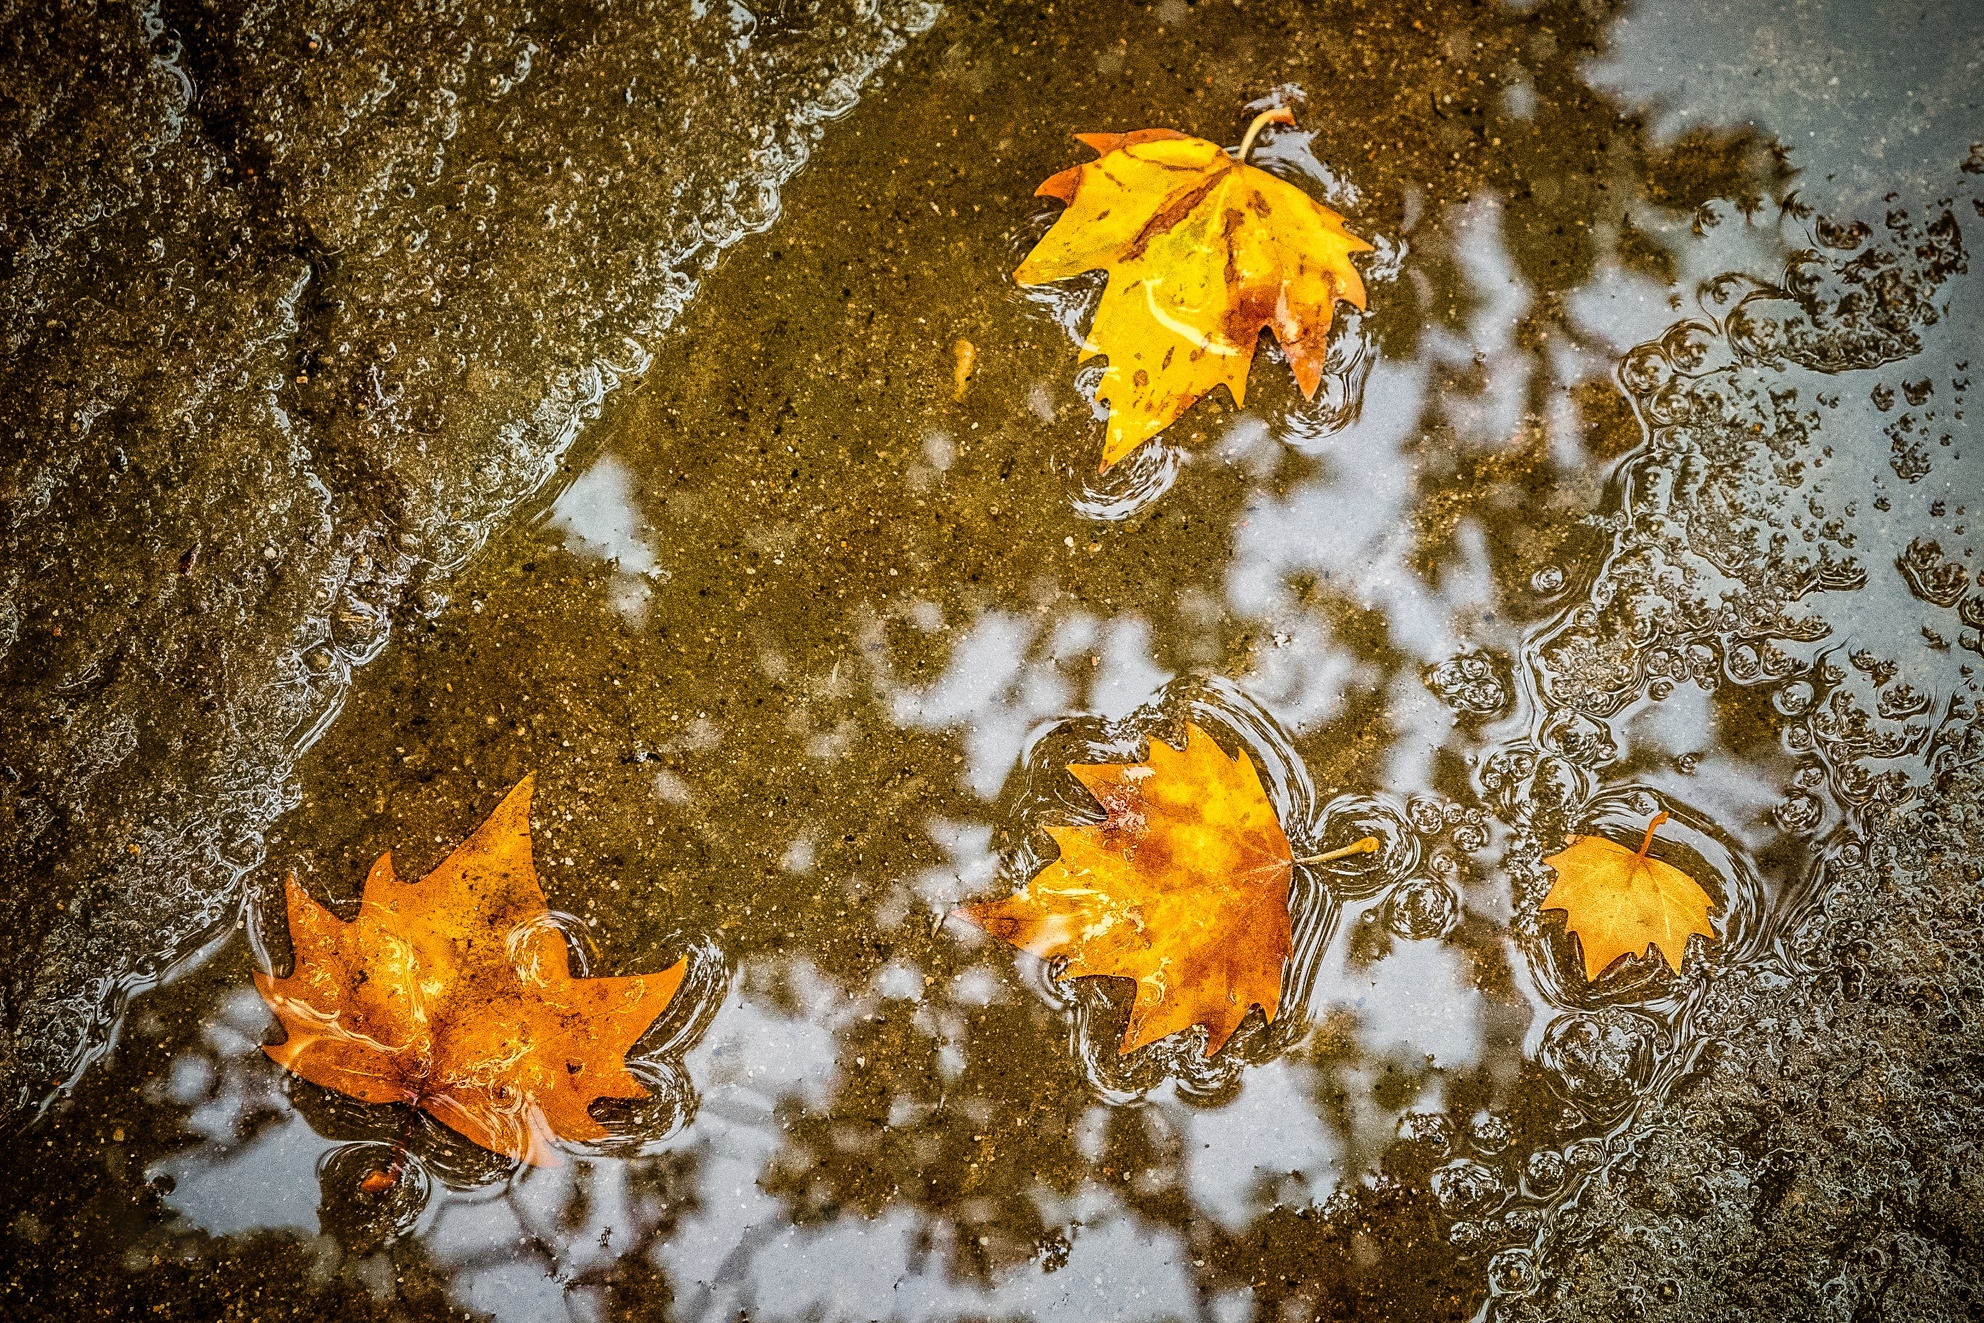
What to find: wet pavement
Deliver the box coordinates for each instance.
[2,0,1981,1318]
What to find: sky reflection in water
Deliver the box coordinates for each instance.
[117,0,1984,1317]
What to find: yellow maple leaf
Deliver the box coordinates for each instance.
[1016,108,1372,469]
[1541,812,1718,981]
[255,776,684,1168]
[960,723,1373,1055]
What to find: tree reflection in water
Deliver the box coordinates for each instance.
[4,0,1979,1319]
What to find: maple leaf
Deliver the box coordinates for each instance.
[961,723,1371,1055]
[255,776,684,1167]
[1016,108,1372,469]
[1541,812,1718,981]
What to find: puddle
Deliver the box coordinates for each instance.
[5,0,1982,1319]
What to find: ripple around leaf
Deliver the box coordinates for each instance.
[590,934,731,1154]
[290,1080,513,1191]
[990,674,1327,1100]
[316,1141,431,1249]
[1385,876,1461,941]
[1525,788,1765,1015]
[1069,437,1184,522]
[1306,795,1419,901]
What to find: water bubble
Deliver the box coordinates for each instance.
[1487,1248,1540,1297]
[1530,564,1565,594]
[1407,798,1448,835]
[330,593,390,664]
[1618,345,1669,397]
[1691,381,1738,423]
[303,644,336,674]
[1523,1148,1566,1195]
[1480,749,1537,796]
[1645,381,1696,426]
[1397,1110,1456,1155]
[1468,1113,1512,1156]
[1449,1220,1483,1251]
[1725,303,1784,361]
[1386,876,1461,941]
[1772,680,1815,716]
[1525,756,1592,816]
[1773,792,1823,835]
[1647,424,1690,457]
[1424,650,1509,716]
[1502,1206,1544,1236]
[1538,1011,1654,1111]
[1814,216,1870,250]
[1541,711,1616,767]
[1701,272,1752,312]
[1431,1158,1507,1218]
[1895,537,1969,607]
[1783,254,1830,298]
[1660,321,1718,373]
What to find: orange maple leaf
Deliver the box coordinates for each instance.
[1016,108,1371,469]
[961,723,1324,1055]
[255,776,684,1167]
[1541,812,1718,981]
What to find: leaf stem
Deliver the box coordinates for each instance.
[1633,811,1671,864]
[1237,107,1295,164]
[1296,835,1381,865]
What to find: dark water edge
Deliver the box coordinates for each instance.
[3,0,1983,1319]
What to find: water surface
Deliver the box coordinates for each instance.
[5,0,1981,1318]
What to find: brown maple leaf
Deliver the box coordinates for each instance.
[960,723,1372,1055]
[1541,811,1718,981]
[1016,108,1371,469]
[255,776,683,1167]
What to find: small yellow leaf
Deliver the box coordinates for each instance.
[1015,111,1371,469]
[1541,812,1718,981]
